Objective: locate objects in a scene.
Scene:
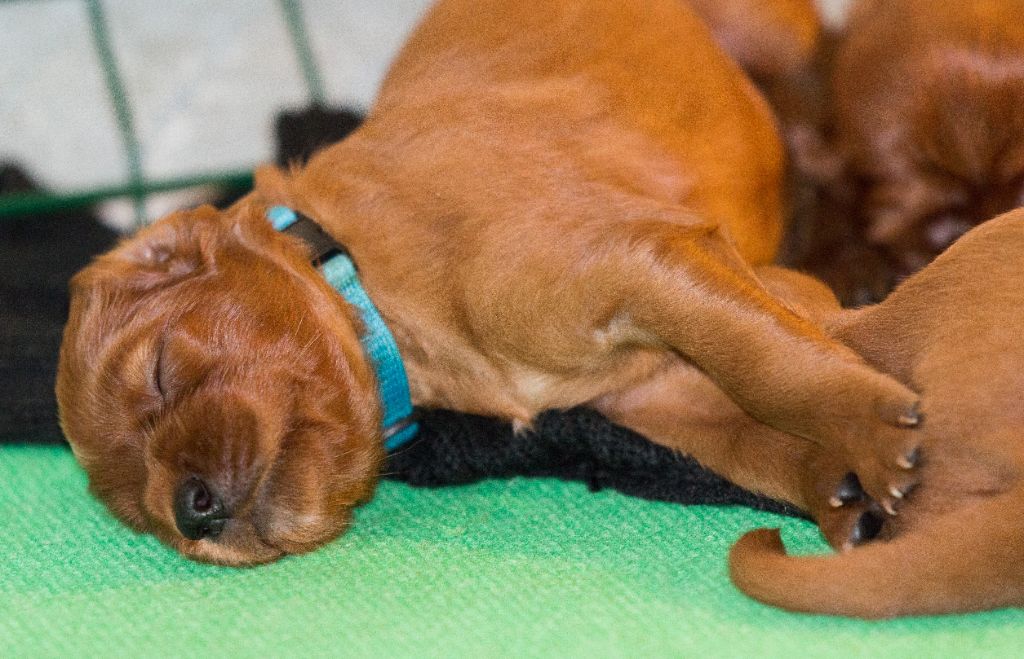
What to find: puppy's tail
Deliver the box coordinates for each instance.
[729,496,1024,618]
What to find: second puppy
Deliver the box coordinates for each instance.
[793,0,1024,302]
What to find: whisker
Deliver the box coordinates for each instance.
[380,438,424,459]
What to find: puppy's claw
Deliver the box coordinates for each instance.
[898,446,921,470]
[896,403,922,428]
[881,499,898,516]
[888,485,904,499]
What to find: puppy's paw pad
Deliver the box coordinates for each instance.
[819,502,886,552]
[829,472,865,508]
[844,509,885,551]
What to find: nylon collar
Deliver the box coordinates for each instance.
[266,205,418,451]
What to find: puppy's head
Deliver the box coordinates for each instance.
[834,0,1024,273]
[56,201,383,565]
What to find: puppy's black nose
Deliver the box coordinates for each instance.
[173,477,229,541]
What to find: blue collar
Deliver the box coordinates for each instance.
[266,206,418,451]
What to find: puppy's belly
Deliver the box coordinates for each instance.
[408,343,673,427]
[504,348,673,421]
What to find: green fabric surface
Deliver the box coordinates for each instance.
[2,445,1022,657]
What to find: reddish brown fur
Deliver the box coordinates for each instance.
[58,0,922,568]
[769,1,1024,306]
[58,205,383,564]
[597,212,1024,617]
[687,0,821,79]
[730,213,1024,617]
[593,209,1024,618]
[833,0,1024,276]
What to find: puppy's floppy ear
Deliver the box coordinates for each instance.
[73,205,221,295]
[60,205,224,408]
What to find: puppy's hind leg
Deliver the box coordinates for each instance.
[592,357,815,509]
[605,220,920,511]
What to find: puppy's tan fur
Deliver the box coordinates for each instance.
[722,212,1024,618]
[58,0,919,573]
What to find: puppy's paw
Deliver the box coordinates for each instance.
[843,411,921,515]
[806,468,890,551]
[822,499,887,552]
[820,377,923,513]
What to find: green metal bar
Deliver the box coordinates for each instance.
[279,0,327,104]
[0,170,254,219]
[85,0,146,226]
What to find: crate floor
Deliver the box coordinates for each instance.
[3,445,1022,657]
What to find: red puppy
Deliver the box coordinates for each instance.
[596,211,1024,617]
[57,0,920,566]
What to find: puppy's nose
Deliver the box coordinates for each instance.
[173,477,229,540]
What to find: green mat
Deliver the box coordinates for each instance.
[2,445,1021,657]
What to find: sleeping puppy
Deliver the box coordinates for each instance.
[829,0,1024,285]
[597,211,1024,617]
[56,0,922,566]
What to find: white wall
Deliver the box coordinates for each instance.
[0,0,849,199]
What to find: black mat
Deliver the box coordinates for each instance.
[0,106,800,518]
[0,164,118,443]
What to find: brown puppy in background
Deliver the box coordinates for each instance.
[836,0,1024,273]
[57,0,922,566]
[791,0,1024,303]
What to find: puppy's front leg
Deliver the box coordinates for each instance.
[613,221,920,509]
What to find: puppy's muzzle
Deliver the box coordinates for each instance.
[173,476,230,540]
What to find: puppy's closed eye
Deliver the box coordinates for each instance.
[150,336,197,406]
[153,338,167,400]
